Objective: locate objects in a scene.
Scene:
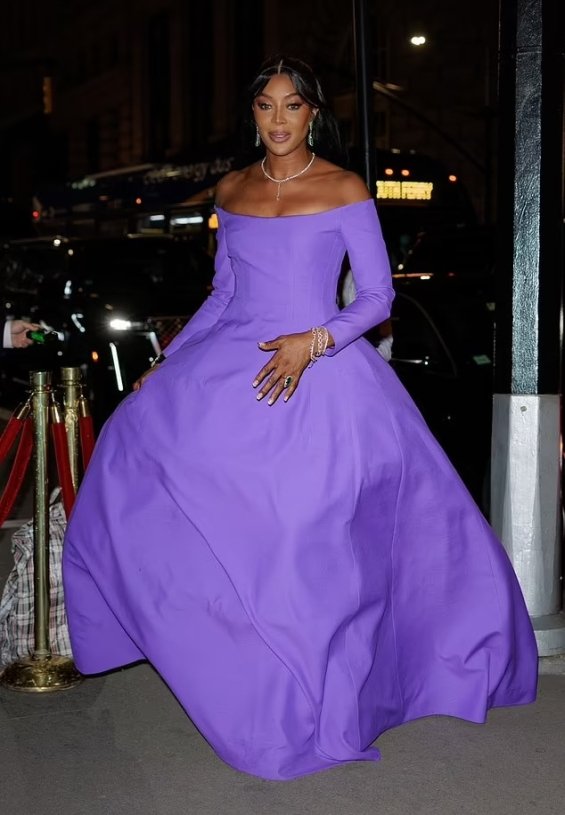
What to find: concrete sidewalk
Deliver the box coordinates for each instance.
[1,660,564,815]
[1,509,564,814]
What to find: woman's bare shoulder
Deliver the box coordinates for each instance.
[313,161,371,206]
[215,165,256,207]
[336,170,372,205]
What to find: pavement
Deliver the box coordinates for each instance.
[1,423,564,815]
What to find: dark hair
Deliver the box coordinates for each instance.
[242,55,344,165]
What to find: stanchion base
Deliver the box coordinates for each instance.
[0,655,83,693]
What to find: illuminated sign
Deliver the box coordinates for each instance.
[376,181,434,201]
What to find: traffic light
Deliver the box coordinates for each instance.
[42,76,53,115]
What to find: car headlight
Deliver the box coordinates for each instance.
[109,318,132,331]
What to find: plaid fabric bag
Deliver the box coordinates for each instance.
[0,491,72,666]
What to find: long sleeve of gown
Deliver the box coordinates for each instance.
[164,217,235,357]
[323,200,395,356]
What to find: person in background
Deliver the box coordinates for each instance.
[2,319,40,350]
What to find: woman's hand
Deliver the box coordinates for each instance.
[253,331,313,405]
[133,365,160,391]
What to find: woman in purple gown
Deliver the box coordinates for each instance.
[63,57,537,781]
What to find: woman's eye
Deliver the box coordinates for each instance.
[288,104,302,111]
[257,102,271,110]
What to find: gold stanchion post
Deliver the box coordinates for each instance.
[1,371,82,692]
[59,367,81,492]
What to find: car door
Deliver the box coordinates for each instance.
[391,292,458,441]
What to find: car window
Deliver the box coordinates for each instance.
[401,229,494,278]
[76,247,168,291]
[1,239,214,324]
[429,297,494,362]
[391,293,455,375]
[0,247,65,295]
[71,241,212,296]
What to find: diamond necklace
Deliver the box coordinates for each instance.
[260,153,316,200]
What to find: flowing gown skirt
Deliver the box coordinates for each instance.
[63,203,537,780]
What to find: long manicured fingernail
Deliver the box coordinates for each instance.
[252,380,259,387]
[256,393,264,400]
[267,398,274,405]
[258,341,265,348]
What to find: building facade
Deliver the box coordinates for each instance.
[0,0,497,219]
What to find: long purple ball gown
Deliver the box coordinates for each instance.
[63,199,537,781]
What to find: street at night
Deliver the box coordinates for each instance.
[1,1,564,813]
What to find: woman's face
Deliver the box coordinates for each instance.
[253,73,317,156]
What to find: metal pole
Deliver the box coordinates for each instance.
[60,367,81,491]
[492,0,564,655]
[352,0,376,193]
[1,371,82,692]
[32,371,51,660]
[482,45,494,225]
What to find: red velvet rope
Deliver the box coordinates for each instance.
[0,415,25,463]
[79,414,96,470]
[50,422,76,519]
[0,392,95,528]
[0,419,33,528]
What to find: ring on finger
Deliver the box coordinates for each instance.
[283,375,293,388]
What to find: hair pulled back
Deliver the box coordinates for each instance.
[243,55,344,164]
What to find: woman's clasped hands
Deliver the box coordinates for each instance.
[253,331,314,405]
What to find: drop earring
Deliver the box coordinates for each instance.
[308,121,314,147]
[255,126,261,148]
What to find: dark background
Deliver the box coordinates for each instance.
[0,0,498,223]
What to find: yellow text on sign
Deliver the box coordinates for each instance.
[377,181,434,201]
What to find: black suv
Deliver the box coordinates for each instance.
[0,234,214,424]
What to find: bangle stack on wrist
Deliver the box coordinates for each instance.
[308,326,329,367]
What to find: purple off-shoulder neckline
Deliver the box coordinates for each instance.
[215,198,373,220]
